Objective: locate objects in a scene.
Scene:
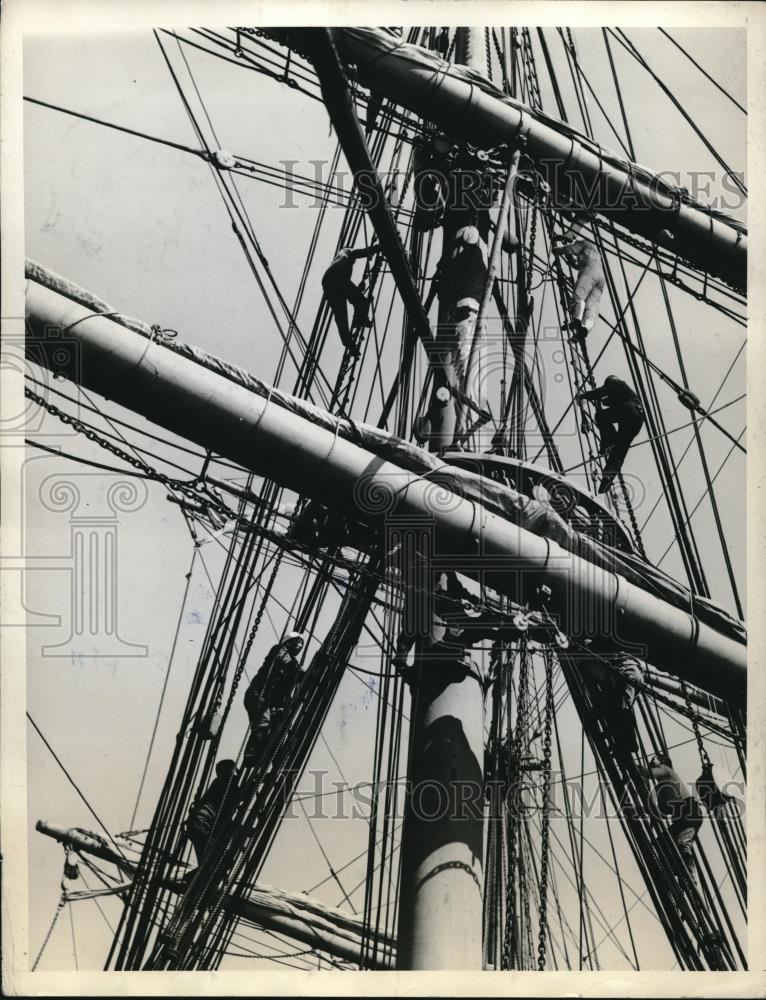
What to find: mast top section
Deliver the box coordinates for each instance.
[270,27,746,292]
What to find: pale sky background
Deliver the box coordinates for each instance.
[21,23,746,973]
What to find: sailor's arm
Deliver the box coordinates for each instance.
[577,385,608,403]
[349,244,380,261]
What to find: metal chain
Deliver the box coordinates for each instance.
[681,679,712,768]
[615,471,648,559]
[519,852,534,968]
[26,384,286,731]
[490,29,509,94]
[25,385,294,569]
[525,205,538,299]
[31,378,512,649]
[397,151,414,207]
[501,638,529,969]
[25,388,210,504]
[31,890,67,971]
[521,29,543,110]
[536,647,554,970]
[218,554,283,722]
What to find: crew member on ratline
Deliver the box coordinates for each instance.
[184,759,239,866]
[243,632,306,767]
[577,375,645,491]
[552,216,605,342]
[641,753,704,884]
[321,244,380,356]
[582,647,646,762]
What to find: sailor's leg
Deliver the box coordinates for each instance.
[594,407,617,455]
[673,822,701,882]
[344,279,373,328]
[607,437,631,475]
[568,270,590,335]
[570,295,586,327]
[324,286,354,350]
[611,703,639,759]
[394,628,416,676]
[609,409,644,473]
[582,278,604,332]
[621,682,638,710]
[244,713,271,766]
[186,821,210,865]
[623,407,645,447]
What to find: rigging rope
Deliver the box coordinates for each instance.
[657,29,747,115]
[608,29,747,197]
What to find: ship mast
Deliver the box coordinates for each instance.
[25,24,747,974]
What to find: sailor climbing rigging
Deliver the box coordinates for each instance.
[584,648,646,761]
[552,221,605,343]
[322,244,380,355]
[577,375,645,492]
[642,753,704,884]
[183,759,239,866]
[243,632,306,766]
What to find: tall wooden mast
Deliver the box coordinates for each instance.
[396,27,491,970]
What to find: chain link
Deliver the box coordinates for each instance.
[29,383,537,660]
[536,647,554,970]
[681,678,712,769]
[501,637,529,969]
[26,386,292,729]
[25,387,202,499]
[32,890,67,971]
[521,29,543,110]
[615,471,648,559]
[218,554,283,723]
[490,29,509,95]
[525,205,538,300]
[25,386,284,565]
[519,854,534,968]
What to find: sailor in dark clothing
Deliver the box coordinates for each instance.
[322,245,380,355]
[184,759,239,865]
[243,632,305,766]
[584,649,646,761]
[577,376,645,491]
